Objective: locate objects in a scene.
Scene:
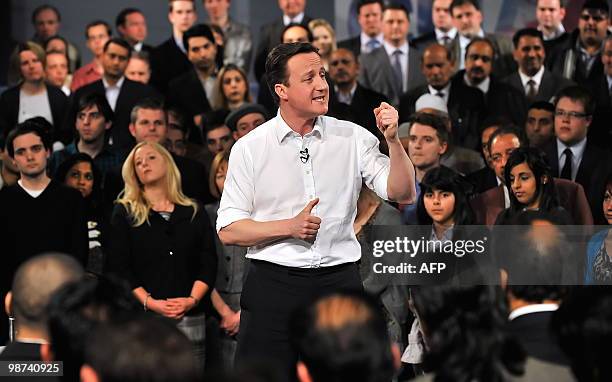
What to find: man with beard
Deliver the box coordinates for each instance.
[167,24,217,130]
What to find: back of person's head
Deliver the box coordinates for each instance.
[290,291,397,382]
[47,276,140,382]
[10,253,84,335]
[81,315,199,382]
[6,119,52,158]
[552,286,612,382]
[411,284,525,380]
[417,166,475,225]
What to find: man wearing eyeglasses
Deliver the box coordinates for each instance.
[549,0,609,88]
[542,85,612,224]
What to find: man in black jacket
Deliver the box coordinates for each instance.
[337,0,384,58]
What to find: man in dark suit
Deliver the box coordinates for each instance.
[448,0,515,78]
[253,0,312,82]
[502,28,573,104]
[542,86,612,224]
[337,0,384,58]
[588,36,612,146]
[412,0,457,50]
[535,0,570,62]
[457,38,528,127]
[327,48,387,148]
[465,119,501,194]
[116,8,153,54]
[359,3,425,106]
[67,38,158,151]
[399,44,484,150]
[149,0,197,93]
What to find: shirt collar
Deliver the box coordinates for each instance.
[102,76,125,89]
[518,65,545,88]
[428,82,451,98]
[134,41,144,52]
[435,28,457,41]
[361,31,383,45]
[174,33,186,53]
[283,12,304,26]
[538,24,565,41]
[459,28,484,47]
[383,40,409,57]
[273,110,324,144]
[556,136,587,160]
[509,303,559,321]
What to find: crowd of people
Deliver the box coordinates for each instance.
[0,0,611,381]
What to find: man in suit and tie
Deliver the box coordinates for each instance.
[359,3,425,106]
[399,43,484,150]
[338,0,384,58]
[116,8,153,54]
[253,0,313,82]
[412,0,457,50]
[448,0,515,78]
[542,85,612,224]
[502,28,573,104]
[67,38,159,151]
[149,0,197,94]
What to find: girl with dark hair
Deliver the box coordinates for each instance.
[212,64,251,111]
[585,174,612,284]
[495,147,572,225]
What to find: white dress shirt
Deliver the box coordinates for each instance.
[283,12,304,26]
[217,112,391,268]
[556,137,587,181]
[361,32,384,54]
[428,82,451,104]
[383,40,409,93]
[102,76,125,111]
[518,65,545,95]
[435,28,457,45]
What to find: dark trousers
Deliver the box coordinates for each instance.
[236,260,363,381]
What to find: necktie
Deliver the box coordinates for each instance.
[560,148,573,180]
[526,79,537,100]
[436,91,444,98]
[392,50,404,93]
[366,39,380,53]
[441,35,451,46]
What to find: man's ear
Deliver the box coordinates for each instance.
[40,343,54,362]
[296,361,313,382]
[275,83,288,102]
[500,268,508,291]
[4,291,12,316]
[80,365,100,382]
[439,141,449,156]
[391,342,401,372]
[128,123,136,138]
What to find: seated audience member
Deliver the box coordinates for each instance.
[165,120,189,157]
[55,154,107,275]
[502,28,573,104]
[46,276,140,382]
[410,284,574,381]
[68,38,159,150]
[0,134,19,189]
[0,42,67,144]
[465,118,503,194]
[359,3,425,106]
[128,98,213,204]
[80,315,200,382]
[495,147,573,225]
[308,19,337,71]
[412,0,457,50]
[584,174,612,284]
[204,110,234,157]
[167,24,218,128]
[290,291,401,382]
[225,103,268,141]
[552,287,612,382]
[45,50,71,95]
[115,7,152,53]
[124,51,151,84]
[108,141,217,365]
[204,151,248,371]
[542,86,612,224]
[212,64,251,111]
[526,101,555,149]
[31,5,80,72]
[0,254,83,364]
[399,43,484,150]
[71,20,111,92]
[338,0,384,58]
[454,38,528,127]
[326,48,388,151]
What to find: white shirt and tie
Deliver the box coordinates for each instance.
[102,76,125,111]
[383,40,409,94]
[556,137,587,181]
[428,83,451,104]
[518,66,545,97]
[283,13,304,26]
[361,32,383,54]
[435,28,457,46]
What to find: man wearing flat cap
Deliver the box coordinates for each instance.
[225,103,269,141]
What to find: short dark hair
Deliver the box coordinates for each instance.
[290,291,396,382]
[465,37,496,60]
[77,92,114,123]
[43,34,68,52]
[182,23,216,52]
[265,42,319,105]
[528,100,555,114]
[103,37,132,56]
[554,85,595,116]
[512,28,544,48]
[54,153,102,202]
[581,0,610,14]
[357,0,384,14]
[280,23,314,44]
[130,97,166,124]
[409,112,450,144]
[450,0,481,13]
[115,7,143,28]
[84,315,200,382]
[487,124,527,156]
[85,20,112,39]
[417,166,475,225]
[383,2,411,20]
[32,4,61,24]
[203,109,231,136]
[6,120,52,158]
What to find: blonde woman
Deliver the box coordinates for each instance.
[308,19,337,71]
[107,141,217,364]
[212,64,251,111]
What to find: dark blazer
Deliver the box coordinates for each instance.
[173,154,214,205]
[358,44,425,106]
[398,81,485,150]
[588,74,612,147]
[67,78,159,150]
[543,139,612,224]
[466,166,498,195]
[166,69,213,122]
[543,32,570,68]
[470,178,594,226]
[150,37,193,94]
[411,31,437,51]
[337,35,362,58]
[253,16,313,82]
[0,84,68,142]
[448,32,516,78]
[507,311,570,366]
[501,69,574,103]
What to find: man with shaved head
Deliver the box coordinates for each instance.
[1,253,84,362]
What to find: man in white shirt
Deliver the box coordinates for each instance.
[217,42,416,380]
[413,0,458,50]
